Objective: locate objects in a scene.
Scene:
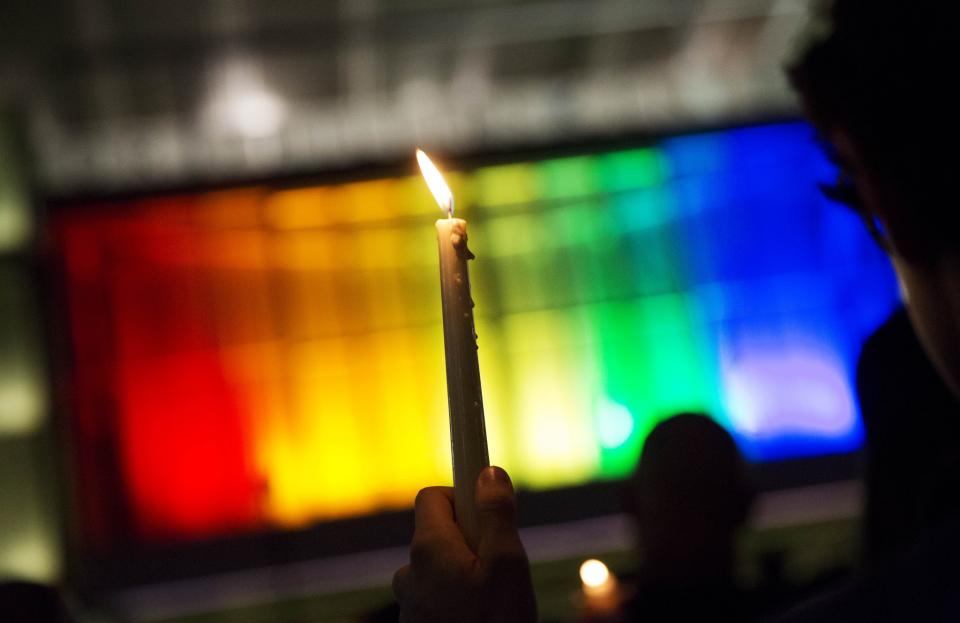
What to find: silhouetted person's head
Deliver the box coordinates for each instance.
[628,413,752,584]
[789,0,960,397]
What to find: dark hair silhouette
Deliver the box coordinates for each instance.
[618,413,753,622]
[631,413,751,553]
[787,0,956,243]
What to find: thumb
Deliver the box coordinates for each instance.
[475,467,538,623]
[475,466,522,558]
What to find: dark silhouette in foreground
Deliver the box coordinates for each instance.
[857,307,960,567]
[777,0,960,619]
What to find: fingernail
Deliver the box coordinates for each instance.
[480,465,511,486]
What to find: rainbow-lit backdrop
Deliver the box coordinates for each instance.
[53,122,899,546]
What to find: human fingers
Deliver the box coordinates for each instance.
[475,466,522,558]
[413,486,460,540]
[392,564,410,603]
[474,466,538,623]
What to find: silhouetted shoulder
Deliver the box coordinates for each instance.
[775,516,960,622]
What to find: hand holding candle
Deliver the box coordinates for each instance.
[417,149,490,552]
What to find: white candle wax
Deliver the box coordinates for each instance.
[436,216,489,552]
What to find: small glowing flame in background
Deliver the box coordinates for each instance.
[416,149,454,217]
[579,559,611,590]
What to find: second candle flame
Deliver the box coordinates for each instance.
[416,149,454,218]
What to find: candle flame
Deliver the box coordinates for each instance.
[416,149,454,217]
[579,559,610,589]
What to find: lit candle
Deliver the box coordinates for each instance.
[578,559,621,619]
[417,149,489,552]
[579,559,616,599]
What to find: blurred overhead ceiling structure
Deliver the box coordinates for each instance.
[0,0,810,194]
